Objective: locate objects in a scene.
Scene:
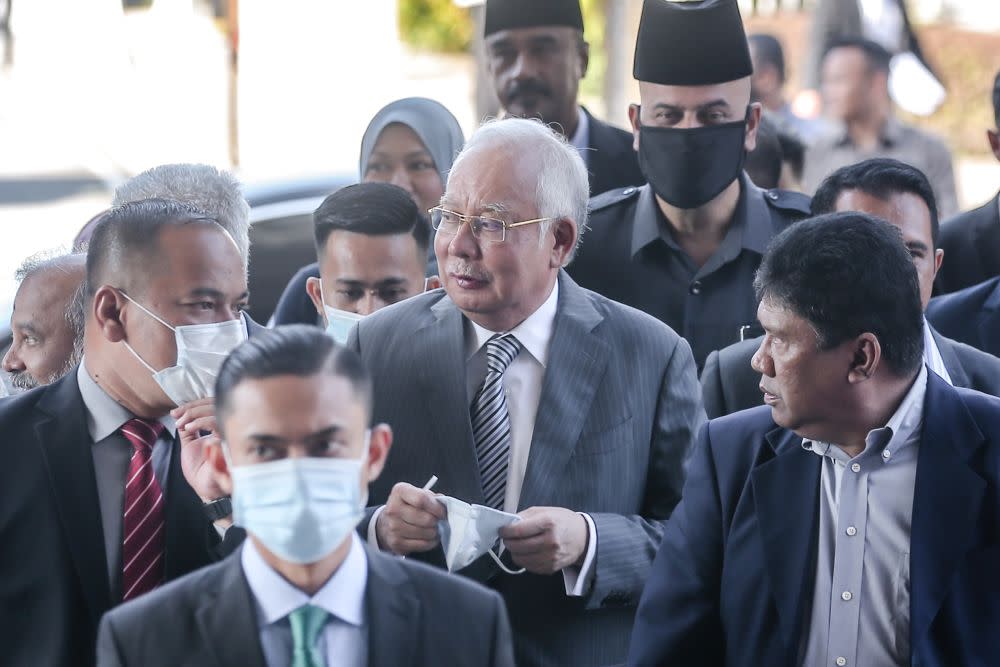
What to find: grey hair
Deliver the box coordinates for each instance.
[113,164,251,265]
[449,118,589,263]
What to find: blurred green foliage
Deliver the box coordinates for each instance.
[399,0,473,53]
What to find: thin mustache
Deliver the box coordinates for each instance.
[447,263,491,281]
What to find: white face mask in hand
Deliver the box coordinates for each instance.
[436,495,525,575]
[120,293,248,406]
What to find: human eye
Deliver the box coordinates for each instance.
[378,287,408,303]
[337,288,365,302]
[408,159,436,172]
[252,443,277,461]
[477,217,506,235]
[366,161,389,175]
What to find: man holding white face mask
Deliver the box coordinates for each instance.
[0,199,251,667]
[96,326,515,667]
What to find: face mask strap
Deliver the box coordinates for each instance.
[122,340,159,375]
[119,290,177,333]
[488,545,525,575]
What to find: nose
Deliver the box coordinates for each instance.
[750,338,774,377]
[2,344,24,373]
[357,292,383,317]
[447,217,481,260]
[390,166,414,195]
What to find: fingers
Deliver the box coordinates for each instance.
[174,401,217,434]
[170,397,213,420]
[180,415,218,438]
[394,484,448,520]
[376,483,446,555]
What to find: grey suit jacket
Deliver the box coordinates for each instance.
[96,543,515,667]
[701,327,1000,419]
[348,271,705,667]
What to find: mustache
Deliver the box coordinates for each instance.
[446,262,491,282]
[10,371,39,391]
[506,79,552,103]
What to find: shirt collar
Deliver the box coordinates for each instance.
[76,358,177,442]
[466,280,559,368]
[569,106,590,158]
[242,534,367,629]
[922,318,954,385]
[801,365,928,462]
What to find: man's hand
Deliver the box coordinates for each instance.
[173,398,227,508]
[499,507,589,575]
[375,483,447,555]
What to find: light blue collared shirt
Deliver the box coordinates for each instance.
[243,535,368,667]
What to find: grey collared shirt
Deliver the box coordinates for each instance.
[802,118,958,218]
[77,360,177,599]
[800,366,927,667]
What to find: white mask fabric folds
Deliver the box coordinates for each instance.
[436,495,525,575]
[319,280,364,344]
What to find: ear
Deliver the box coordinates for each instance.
[93,286,128,343]
[578,38,590,80]
[846,333,881,384]
[549,218,579,268]
[365,424,393,484]
[424,275,442,291]
[207,440,234,496]
[744,103,762,153]
[305,277,325,318]
[628,103,642,152]
[932,248,944,280]
[988,129,1000,162]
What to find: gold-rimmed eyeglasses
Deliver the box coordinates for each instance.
[428,207,553,243]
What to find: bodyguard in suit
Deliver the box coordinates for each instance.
[97,326,515,667]
[569,0,811,369]
[703,158,1000,418]
[482,0,644,196]
[935,69,1000,294]
[349,117,704,666]
[629,213,1000,667]
[927,276,1000,358]
[0,199,249,667]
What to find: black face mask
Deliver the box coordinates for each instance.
[637,109,750,210]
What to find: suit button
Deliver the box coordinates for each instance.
[689,281,702,295]
[836,658,847,666]
[623,187,636,195]
[767,191,779,201]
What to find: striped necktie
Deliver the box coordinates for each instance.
[120,417,166,601]
[471,334,521,510]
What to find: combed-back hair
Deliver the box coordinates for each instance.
[754,212,924,376]
[749,33,786,83]
[824,37,892,74]
[313,182,429,256]
[215,325,373,426]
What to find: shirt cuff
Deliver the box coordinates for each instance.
[561,512,597,597]
[367,505,385,549]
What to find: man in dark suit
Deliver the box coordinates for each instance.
[482,0,643,196]
[630,213,1000,667]
[927,276,1000,357]
[935,69,1000,294]
[0,200,249,667]
[702,158,1000,419]
[349,117,704,666]
[97,326,515,667]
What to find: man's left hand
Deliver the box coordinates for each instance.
[498,506,588,575]
[173,398,228,512]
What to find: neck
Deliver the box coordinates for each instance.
[560,105,581,140]
[462,272,557,333]
[83,351,169,419]
[824,372,917,458]
[845,110,889,151]
[253,534,351,597]
[655,179,742,262]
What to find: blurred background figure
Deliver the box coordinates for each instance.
[748,32,826,144]
[272,96,463,326]
[483,0,643,196]
[2,252,85,392]
[802,38,957,217]
[744,115,804,192]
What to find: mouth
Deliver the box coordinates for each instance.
[760,385,780,405]
[449,272,489,290]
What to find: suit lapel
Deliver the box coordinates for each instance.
[365,548,418,667]
[909,373,987,648]
[34,372,112,626]
[585,108,628,195]
[196,550,268,667]
[416,296,484,504]
[164,434,215,579]
[981,280,1000,357]
[929,327,970,388]
[518,273,610,510]
[750,427,821,653]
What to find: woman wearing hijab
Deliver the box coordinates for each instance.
[270,97,465,326]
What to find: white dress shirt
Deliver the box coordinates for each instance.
[922,318,954,385]
[243,535,368,667]
[568,106,590,167]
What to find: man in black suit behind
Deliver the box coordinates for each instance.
[482,0,644,197]
[703,158,1000,419]
[0,199,249,667]
[97,326,515,667]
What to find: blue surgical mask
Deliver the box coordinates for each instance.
[228,433,370,564]
[319,280,363,344]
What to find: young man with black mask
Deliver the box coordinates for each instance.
[568,0,811,369]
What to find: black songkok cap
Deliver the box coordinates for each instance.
[633,0,753,86]
[484,0,584,37]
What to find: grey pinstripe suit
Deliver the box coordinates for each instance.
[349,271,706,667]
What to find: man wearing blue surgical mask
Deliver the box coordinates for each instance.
[302,182,440,344]
[568,0,812,369]
[96,326,515,667]
[0,199,250,667]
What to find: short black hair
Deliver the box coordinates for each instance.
[992,68,1000,127]
[754,212,924,376]
[215,325,373,429]
[85,198,222,297]
[749,33,785,83]
[823,37,892,74]
[745,115,783,189]
[811,158,940,247]
[313,182,430,257]
[776,129,805,182]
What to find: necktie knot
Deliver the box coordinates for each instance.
[485,334,521,375]
[289,604,330,667]
[120,418,165,454]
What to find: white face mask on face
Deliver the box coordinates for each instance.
[319,280,363,345]
[435,495,525,575]
[120,293,248,406]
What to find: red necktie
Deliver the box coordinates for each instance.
[120,418,166,602]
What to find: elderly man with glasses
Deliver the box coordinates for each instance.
[346,117,705,667]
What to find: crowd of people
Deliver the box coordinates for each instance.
[1,1,999,666]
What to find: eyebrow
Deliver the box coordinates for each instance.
[186,287,250,301]
[905,241,930,252]
[246,425,344,444]
[652,99,731,113]
[335,277,408,288]
[13,322,41,337]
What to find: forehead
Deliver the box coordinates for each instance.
[371,123,427,154]
[485,25,576,49]
[757,296,813,334]
[824,47,868,71]
[638,78,751,109]
[445,145,539,214]
[145,224,245,293]
[321,230,422,272]
[223,372,366,435]
[14,269,80,315]
[834,190,932,244]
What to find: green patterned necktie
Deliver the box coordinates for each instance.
[289,604,330,667]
